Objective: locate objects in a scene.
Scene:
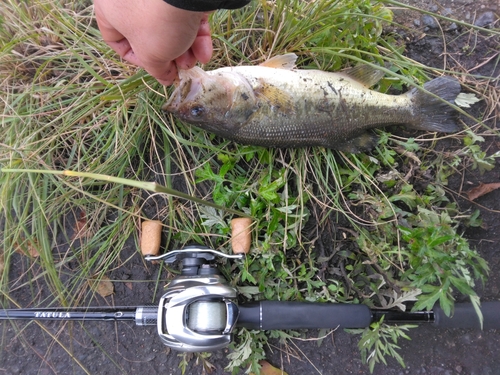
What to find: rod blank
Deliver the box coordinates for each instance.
[0,307,137,322]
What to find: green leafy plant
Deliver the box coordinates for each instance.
[351,317,417,373]
[226,329,268,374]
[399,209,488,318]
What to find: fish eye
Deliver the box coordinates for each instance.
[190,106,205,118]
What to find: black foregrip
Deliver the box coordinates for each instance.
[237,301,372,330]
[433,301,500,329]
[237,302,262,329]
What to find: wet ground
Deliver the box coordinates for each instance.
[1,1,499,374]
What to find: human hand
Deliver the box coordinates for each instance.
[94,0,213,85]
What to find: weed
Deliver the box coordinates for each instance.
[350,317,417,373]
[226,329,268,374]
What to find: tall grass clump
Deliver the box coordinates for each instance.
[1,0,498,374]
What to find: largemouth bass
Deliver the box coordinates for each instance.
[163,54,460,152]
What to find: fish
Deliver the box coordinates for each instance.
[162,54,461,152]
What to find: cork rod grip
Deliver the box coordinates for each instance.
[230,218,253,254]
[140,220,162,256]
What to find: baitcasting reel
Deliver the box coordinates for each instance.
[142,246,244,352]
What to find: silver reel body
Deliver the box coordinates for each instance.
[148,247,242,351]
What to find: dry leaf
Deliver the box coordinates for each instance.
[25,241,40,257]
[455,92,481,108]
[250,361,288,375]
[125,282,133,291]
[394,145,421,165]
[91,276,114,297]
[72,210,93,240]
[14,239,40,258]
[466,182,500,201]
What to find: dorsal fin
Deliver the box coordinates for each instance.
[260,53,297,69]
[340,64,385,88]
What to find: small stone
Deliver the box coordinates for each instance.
[474,11,495,27]
[448,22,458,31]
[456,365,463,373]
[422,14,439,29]
[414,19,421,27]
[442,8,453,17]
[8,365,21,374]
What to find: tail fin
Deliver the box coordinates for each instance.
[408,76,461,133]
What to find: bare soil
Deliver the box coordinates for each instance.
[1,1,498,375]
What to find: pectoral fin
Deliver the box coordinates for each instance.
[255,81,295,113]
[259,53,297,70]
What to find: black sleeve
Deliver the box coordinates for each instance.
[164,0,251,12]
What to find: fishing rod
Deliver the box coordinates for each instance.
[1,245,499,352]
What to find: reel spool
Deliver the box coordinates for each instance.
[188,301,227,332]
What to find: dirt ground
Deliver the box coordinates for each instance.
[1,1,498,374]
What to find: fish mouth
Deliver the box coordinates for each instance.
[162,67,206,113]
[162,80,188,113]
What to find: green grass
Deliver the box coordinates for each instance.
[1,0,499,374]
